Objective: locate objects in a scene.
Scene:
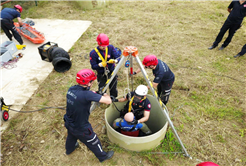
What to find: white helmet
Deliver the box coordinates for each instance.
[135,85,148,96]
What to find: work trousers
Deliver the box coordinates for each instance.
[65,124,107,162]
[238,44,246,56]
[213,19,241,48]
[97,72,118,98]
[1,19,23,45]
[113,118,152,134]
[157,77,175,105]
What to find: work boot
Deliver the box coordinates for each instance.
[208,45,217,50]
[100,151,114,163]
[219,46,225,50]
[234,54,243,58]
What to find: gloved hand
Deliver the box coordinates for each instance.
[110,96,118,102]
[98,61,107,67]
[130,119,139,125]
[129,71,137,76]
[108,59,118,64]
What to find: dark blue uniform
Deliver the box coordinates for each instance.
[213,1,246,48]
[63,85,108,162]
[90,45,120,97]
[1,8,23,44]
[122,92,151,120]
[115,119,143,131]
[153,59,175,105]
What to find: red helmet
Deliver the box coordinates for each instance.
[142,55,158,66]
[196,161,219,166]
[76,69,97,85]
[14,5,23,13]
[96,33,109,47]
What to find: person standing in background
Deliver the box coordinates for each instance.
[234,44,246,58]
[208,0,246,50]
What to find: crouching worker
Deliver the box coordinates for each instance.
[64,69,114,163]
[133,55,175,105]
[112,85,152,136]
[113,112,151,137]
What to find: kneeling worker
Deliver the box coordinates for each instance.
[64,69,114,163]
[112,85,152,135]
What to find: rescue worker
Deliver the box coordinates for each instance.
[234,44,246,58]
[89,33,121,98]
[113,112,151,137]
[64,69,114,163]
[208,0,246,50]
[1,5,24,45]
[112,85,152,135]
[133,55,175,105]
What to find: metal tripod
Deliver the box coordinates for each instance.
[90,46,190,158]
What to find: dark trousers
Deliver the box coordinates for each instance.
[157,77,175,105]
[97,72,118,97]
[65,124,107,162]
[238,44,246,56]
[213,19,241,48]
[1,19,23,45]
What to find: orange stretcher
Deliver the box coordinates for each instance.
[14,22,45,44]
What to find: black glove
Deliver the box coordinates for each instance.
[130,119,139,125]
[129,71,137,76]
[110,96,118,102]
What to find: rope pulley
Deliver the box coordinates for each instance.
[125,60,130,68]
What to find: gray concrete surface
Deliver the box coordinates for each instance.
[0,19,91,132]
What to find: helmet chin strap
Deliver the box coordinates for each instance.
[80,84,91,90]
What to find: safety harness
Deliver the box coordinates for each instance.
[119,119,139,137]
[128,96,146,112]
[94,47,108,63]
[94,47,110,79]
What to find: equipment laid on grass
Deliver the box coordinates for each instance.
[14,22,45,44]
[1,97,9,121]
[0,97,65,121]
[38,42,72,73]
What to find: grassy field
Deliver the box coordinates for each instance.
[1,1,246,166]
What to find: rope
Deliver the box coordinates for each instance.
[126,56,131,101]
[6,106,65,113]
[1,58,19,69]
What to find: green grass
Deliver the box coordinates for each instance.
[1,1,246,166]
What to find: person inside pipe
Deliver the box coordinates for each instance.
[1,4,24,45]
[112,85,152,136]
[133,55,175,105]
[89,33,121,98]
[63,69,114,163]
[113,112,151,137]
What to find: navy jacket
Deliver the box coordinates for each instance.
[90,45,120,74]
[64,85,102,133]
[1,8,20,20]
[152,59,175,84]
